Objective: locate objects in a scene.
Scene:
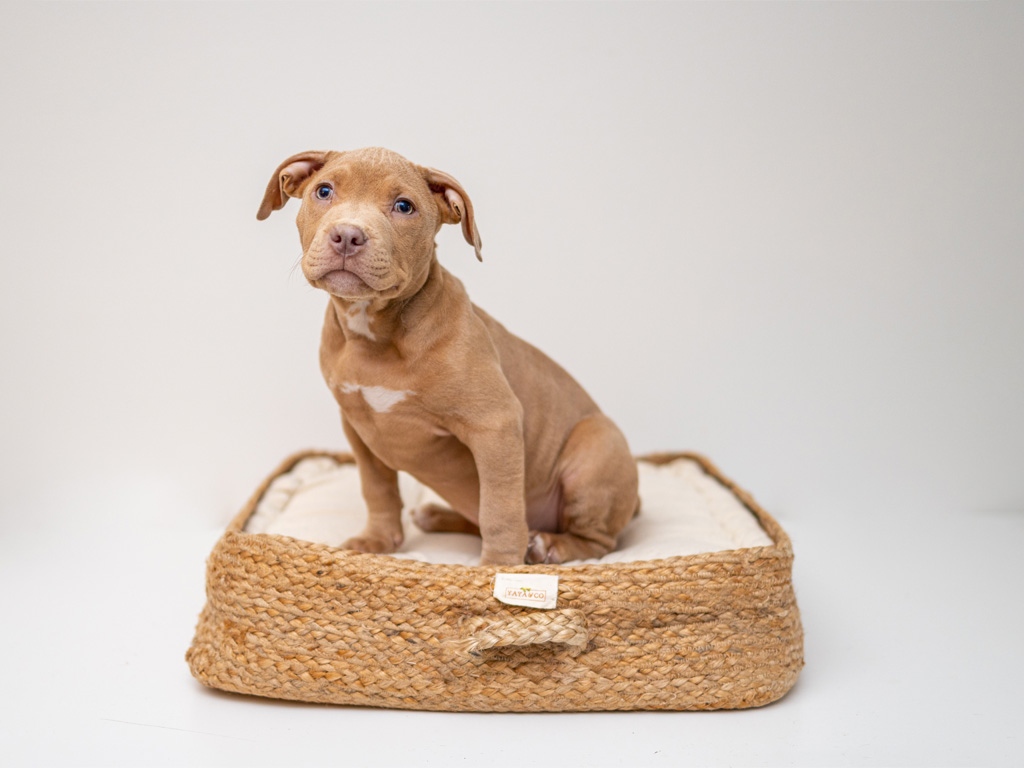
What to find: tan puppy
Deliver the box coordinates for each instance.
[258,147,639,565]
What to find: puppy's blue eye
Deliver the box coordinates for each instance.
[315,184,333,201]
[393,199,415,215]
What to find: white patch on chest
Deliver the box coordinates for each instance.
[345,301,376,340]
[337,381,413,413]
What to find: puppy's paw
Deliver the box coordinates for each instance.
[412,503,444,532]
[525,532,563,565]
[342,530,402,555]
[479,547,526,566]
[413,503,481,535]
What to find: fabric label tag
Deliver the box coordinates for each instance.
[493,573,559,609]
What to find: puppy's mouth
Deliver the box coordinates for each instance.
[317,268,400,299]
[319,268,370,296]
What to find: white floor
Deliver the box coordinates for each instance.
[3,484,1021,767]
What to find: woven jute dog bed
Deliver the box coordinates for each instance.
[186,450,803,711]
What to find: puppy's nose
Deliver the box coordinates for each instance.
[329,225,368,257]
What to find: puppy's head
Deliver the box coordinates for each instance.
[257,147,481,301]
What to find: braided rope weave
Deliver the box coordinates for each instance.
[449,609,590,656]
[186,451,803,711]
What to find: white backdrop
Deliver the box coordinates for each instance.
[3,2,1022,530]
[2,2,1022,766]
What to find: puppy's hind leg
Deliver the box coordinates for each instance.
[526,415,639,565]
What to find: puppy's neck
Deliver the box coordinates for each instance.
[328,257,448,347]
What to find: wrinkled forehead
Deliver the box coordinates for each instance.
[317,148,429,196]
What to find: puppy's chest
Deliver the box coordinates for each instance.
[327,374,415,417]
[323,357,448,442]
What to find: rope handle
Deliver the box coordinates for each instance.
[449,609,589,657]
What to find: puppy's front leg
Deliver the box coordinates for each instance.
[456,410,529,566]
[341,415,404,554]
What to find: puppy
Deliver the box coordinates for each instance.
[258,147,638,565]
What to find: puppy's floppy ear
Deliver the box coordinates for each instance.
[420,167,483,262]
[257,151,329,221]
